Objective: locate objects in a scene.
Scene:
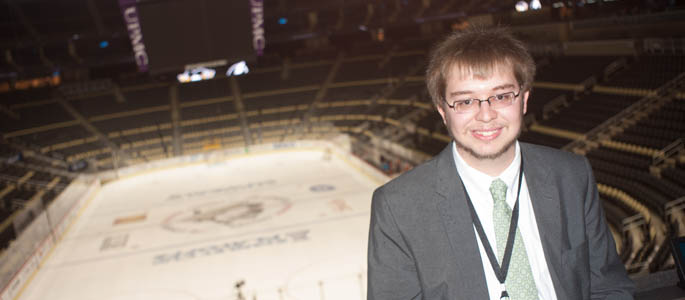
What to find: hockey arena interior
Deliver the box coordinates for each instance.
[1,0,685,299]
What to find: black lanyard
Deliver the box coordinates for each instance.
[458,157,524,300]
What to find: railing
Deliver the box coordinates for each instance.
[580,75,597,93]
[564,71,685,153]
[665,197,685,237]
[622,213,648,268]
[651,138,684,172]
[542,94,568,119]
[603,57,628,82]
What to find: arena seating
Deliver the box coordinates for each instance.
[605,55,685,89]
[615,100,685,149]
[1,28,684,276]
[541,92,640,133]
[537,55,617,83]
[518,130,573,149]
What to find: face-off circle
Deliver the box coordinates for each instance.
[162,195,291,233]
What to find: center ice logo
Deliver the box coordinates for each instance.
[162,195,291,233]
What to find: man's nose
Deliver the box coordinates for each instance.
[475,100,497,122]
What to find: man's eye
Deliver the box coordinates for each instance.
[496,93,513,101]
[460,99,473,105]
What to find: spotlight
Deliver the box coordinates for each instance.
[226,61,249,77]
[530,0,542,9]
[515,1,529,12]
[177,67,216,83]
[177,72,190,83]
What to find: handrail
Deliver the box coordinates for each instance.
[580,75,597,92]
[542,94,568,119]
[652,138,684,167]
[603,57,628,82]
[665,196,685,212]
[564,71,685,153]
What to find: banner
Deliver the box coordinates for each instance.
[250,0,265,56]
[118,0,149,72]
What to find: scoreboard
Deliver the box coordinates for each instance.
[119,0,260,74]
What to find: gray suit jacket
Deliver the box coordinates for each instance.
[367,142,634,299]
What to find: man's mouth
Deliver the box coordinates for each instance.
[472,128,502,140]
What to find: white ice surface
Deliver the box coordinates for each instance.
[18,149,384,300]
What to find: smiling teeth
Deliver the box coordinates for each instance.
[478,130,498,136]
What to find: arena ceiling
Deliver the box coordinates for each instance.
[0,0,524,82]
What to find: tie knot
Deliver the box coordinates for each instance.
[489,178,508,204]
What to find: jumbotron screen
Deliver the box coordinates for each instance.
[134,0,256,74]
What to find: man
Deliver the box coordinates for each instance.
[367,26,634,299]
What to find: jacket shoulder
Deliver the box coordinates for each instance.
[520,142,592,188]
[521,142,587,167]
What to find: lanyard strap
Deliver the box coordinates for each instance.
[458,157,524,285]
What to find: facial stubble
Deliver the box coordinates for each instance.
[451,102,524,161]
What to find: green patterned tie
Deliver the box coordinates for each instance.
[490,178,539,300]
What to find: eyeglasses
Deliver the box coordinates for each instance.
[444,88,522,113]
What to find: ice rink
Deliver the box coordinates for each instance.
[15,145,387,300]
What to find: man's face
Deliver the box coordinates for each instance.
[436,64,529,164]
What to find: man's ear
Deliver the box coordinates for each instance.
[436,101,448,125]
[522,90,530,115]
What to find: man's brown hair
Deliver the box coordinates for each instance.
[426,26,536,108]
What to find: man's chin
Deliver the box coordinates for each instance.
[454,140,516,161]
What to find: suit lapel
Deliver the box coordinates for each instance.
[431,143,572,298]
[433,145,489,299]
[521,144,567,299]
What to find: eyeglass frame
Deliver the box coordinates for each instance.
[443,87,523,113]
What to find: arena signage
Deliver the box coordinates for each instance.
[118,0,149,72]
[152,229,309,265]
[250,0,265,56]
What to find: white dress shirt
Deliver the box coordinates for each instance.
[452,141,558,300]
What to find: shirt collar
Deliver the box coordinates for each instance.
[452,141,522,205]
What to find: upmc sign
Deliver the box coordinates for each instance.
[250,0,265,56]
[118,0,149,72]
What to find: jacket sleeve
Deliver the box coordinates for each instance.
[367,187,422,300]
[582,158,635,299]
